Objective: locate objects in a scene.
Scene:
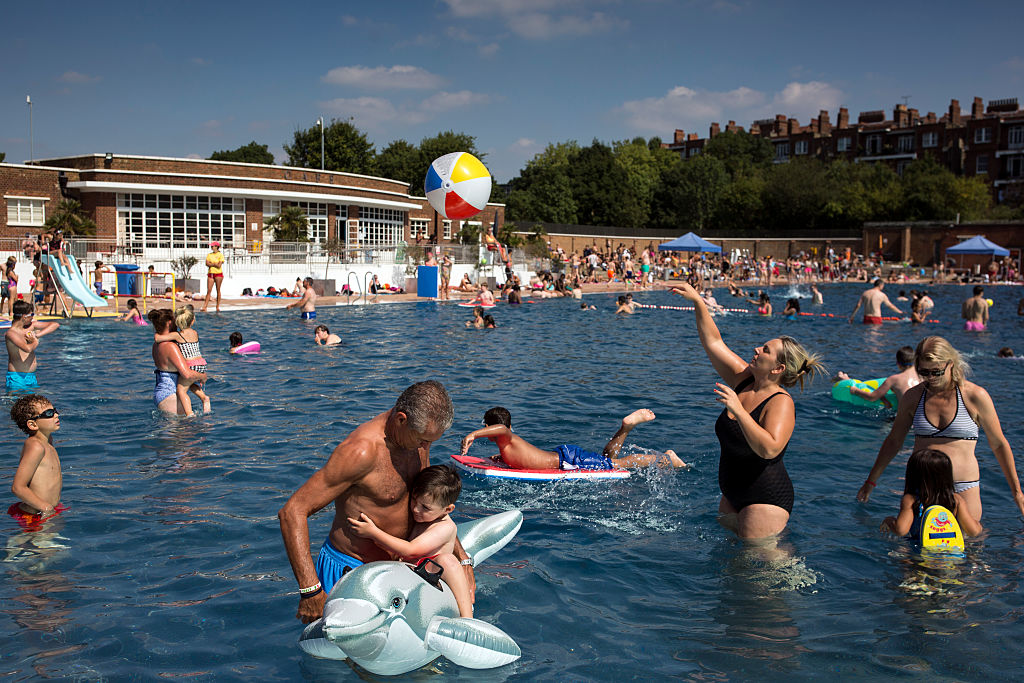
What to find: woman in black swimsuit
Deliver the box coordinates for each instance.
[673,282,825,538]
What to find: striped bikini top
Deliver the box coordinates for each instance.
[913,385,978,440]
[177,340,202,361]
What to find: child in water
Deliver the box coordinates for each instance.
[349,465,475,618]
[483,314,496,329]
[120,299,147,325]
[9,394,67,530]
[465,306,485,328]
[882,448,982,538]
[229,331,244,352]
[153,306,211,415]
[782,298,800,319]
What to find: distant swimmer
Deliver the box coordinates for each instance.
[314,325,342,346]
[781,298,800,319]
[615,295,635,314]
[465,306,485,329]
[747,291,771,315]
[836,345,920,409]
[287,277,317,319]
[810,283,823,305]
[460,406,686,470]
[483,315,496,329]
[961,285,989,331]
[848,278,901,324]
[5,302,59,391]
[580,302,597,310]
[476,283,495,306]
[9,393,67,530]
[997,347,1015,358]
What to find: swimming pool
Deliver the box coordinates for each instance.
[2,283,1023,680]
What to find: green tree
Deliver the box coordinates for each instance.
[568,139,642,227]
[264,205,310,242]
[704,131,773,178]
[44,199,96,235]
[376,139,421,188]
[760,158,832,232]
[822,160,900,229]
[284,118,376,174]
[506,142,580,224]
[710,173,766,233]
[612,138,663,227]
[654,154,728,231]
[209,141,275,164]
[899,157,992,221]
[0,152,5,163]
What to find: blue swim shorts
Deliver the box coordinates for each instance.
[33,291,44,304]
[301,311,317,320]
[315,538,364,594]
[555,444,613,471]
[6,371,39,391]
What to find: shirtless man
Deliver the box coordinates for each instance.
[286,277,317,320]
[962,285,989,331]
[836,345,920,409]
[460,406,686,470]
[848,278,902,324]
[278,381,472,623]
[5,301,60,391]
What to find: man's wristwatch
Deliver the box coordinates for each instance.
[460,558,474,567]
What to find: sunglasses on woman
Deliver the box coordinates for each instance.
[31,407,59,420]
[916,365,948,377]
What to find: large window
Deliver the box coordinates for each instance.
[1008,156,1024,178]
[443,220,453,240]
[774,143,789,160]
[866,135,882,155]
[358,207,406,246]
[897,135,915,153]
[411,218,429,240]
[117,193,244,248]
[794,140,808,156]
[922,131,938,148]
[1009,126,1024,149]
[5,197,46,226]
[976,155,989,175]
[295,202,331,243]
[836,137,851,152]
[974,127,991,144]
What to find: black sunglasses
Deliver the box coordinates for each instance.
[31,408,59,421]
[916,365,948,377]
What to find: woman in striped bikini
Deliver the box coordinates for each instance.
[857,336,1024,520]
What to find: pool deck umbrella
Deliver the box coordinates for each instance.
[945,235,1010,256]
[657,232,723,253]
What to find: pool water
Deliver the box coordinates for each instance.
[2,283,1023,681]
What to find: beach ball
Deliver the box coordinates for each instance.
[986,298,994,306]
[425,152,491,220]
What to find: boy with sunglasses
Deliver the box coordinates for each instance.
[9,394,66,529]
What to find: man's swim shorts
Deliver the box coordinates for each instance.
[863,315,883,325]
[555,444,614,471]
[301,311,317,320]
[6,371,39,391]
[315,538,364,594]
[7,502,68,531]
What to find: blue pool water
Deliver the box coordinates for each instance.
[2,283,1023,681]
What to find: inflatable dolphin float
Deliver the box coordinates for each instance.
[299,509,523,675]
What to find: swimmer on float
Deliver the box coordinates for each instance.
[857,336,1024,520]
[881,448,981,539]
[460,406,686,470]
[286,277,317,319]
[229,331,260,354]
[836,345,920,409]
[314,325,341,346]
[672,281,825,539]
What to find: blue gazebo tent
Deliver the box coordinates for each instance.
[657,232,723,253]
[945,235,1010,256]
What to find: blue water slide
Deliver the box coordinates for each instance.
[42,254,109,309]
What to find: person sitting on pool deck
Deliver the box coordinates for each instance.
[836,345,920,409]
[5,301,59,391]
[460,406,686,470]
[314,325,341,346]
[286,277,317,319]
[849,278,902,324]
[278,380,473,623]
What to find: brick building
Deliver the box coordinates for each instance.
[1,153,504,249]
[667,96,1024,203]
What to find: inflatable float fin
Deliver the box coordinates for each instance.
[456,510,523,566]
[426,616,521,669]
[920,505,965,552]
[298,619,349,660]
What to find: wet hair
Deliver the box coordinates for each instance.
[786,298,800,313]
[997,347,1014,358]
[10,394,51,434]
[617,295,627,304]
[973,285,984,296]
[483,406,512,428]
[896,346,915,368]
[95,260,103,268]
[873,278,883,287]
[174,305,195,331]
[410,465,462,507]
[915,336,970,387]
[904,449,956,512]
[126,298,138,310]
[12,300,34,320]
[760,291,770,303]
[775,335,826,390]
[148,307,175,331]
[580,302,588,309]
[483,315,496,327]
[314,324,330,335]
[229,331,243,347]
[393,380,454,433]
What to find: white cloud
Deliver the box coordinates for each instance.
[57,71,100,84]
[190,57,210,66]
[321,97,399,122]
[186,153,203,159]
[478,42,500,57]
[512,137,537,149]
[617,81,844,135]
[419,90,492,114]
[340,15,358,26]
[320,90,492,128]
[322,65,444,90]
[441,0,626,39]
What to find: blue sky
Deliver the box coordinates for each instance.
[2,0,1023,183]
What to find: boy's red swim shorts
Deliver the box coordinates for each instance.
[7,502,68,531]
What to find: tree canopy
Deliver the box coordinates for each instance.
[209,141,274,164]
[284,118,376,175]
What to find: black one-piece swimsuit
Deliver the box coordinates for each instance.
[714,377,794,514]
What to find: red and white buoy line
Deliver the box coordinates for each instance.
[634,303,940,323]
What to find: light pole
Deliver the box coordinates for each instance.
[316,116,324,170]
[26,95,33,162]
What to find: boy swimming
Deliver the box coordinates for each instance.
[314,325,342,346]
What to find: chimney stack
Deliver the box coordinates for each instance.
[710,122,721,138]
[674,129,686,145]
[838,107,849,129]
[971,96,984,118]
[818,109,831,136]
[949,99,961,126]
[894,103,908,128]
